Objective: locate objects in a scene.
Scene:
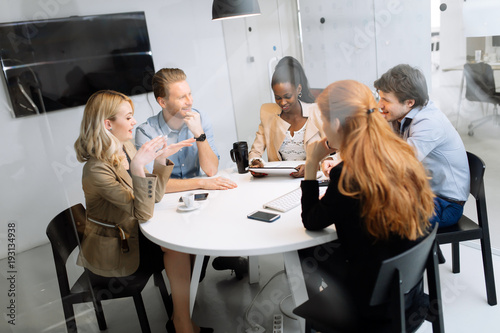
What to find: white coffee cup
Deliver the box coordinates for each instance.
[182,192,195,208]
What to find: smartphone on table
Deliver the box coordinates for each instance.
[247,210,281,223]
[179,193,209,202]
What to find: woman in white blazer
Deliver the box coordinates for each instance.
[249,56,325,177]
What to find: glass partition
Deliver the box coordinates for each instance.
[1,1,499,331]
[431,0,500,249]
[224,0,500,250]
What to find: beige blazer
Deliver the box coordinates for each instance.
[77,141,173,277]
[249,101,324,162]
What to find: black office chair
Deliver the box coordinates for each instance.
[46,204,173,333]
[437,152,497,305]
[463,62,500,136]
[293,226,444,333]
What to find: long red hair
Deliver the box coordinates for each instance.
[317,80,434,240]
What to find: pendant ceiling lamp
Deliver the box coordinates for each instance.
[212,0,261,21]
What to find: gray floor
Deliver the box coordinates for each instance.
[0,242,500,333]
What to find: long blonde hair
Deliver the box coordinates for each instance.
[74,90,133,167]
[317,80,434,240]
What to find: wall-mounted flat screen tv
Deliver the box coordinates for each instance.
[0,11,155,118]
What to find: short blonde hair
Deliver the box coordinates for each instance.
[74,90,134,167]
[152,68,187,100]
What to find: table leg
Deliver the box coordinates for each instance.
[283,250,306,333]
[189,255,203,315]
[248,256,260,284]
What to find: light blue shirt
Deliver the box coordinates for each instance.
[135,108,219,178]
[399,101,470,201]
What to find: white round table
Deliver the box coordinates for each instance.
[140,166,337,331]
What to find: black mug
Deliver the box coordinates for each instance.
[230,141,249,174]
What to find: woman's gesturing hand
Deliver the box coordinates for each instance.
[130,136,166,177]
[130,136,195,177]
[155,137,196,163]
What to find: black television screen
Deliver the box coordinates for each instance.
[0,12,155,118]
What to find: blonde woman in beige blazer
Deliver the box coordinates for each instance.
[74,91,209,333]
[249,57,325,177]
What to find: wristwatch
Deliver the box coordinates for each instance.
[195,133,206,142]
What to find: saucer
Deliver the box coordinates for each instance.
[177,202,200,212]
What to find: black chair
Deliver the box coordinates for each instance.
[463,62,500,136]
[293,226,444,333]
[437,152,497,306]
[46,204,173,333]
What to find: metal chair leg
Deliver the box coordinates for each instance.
[480,237,498,305]
[93,299,107,330]
[451,242,460,273]
[133,294,152,333]
[62,301,78,333]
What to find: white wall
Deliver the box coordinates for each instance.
[0,0,237,258]
[463,0,500,38]
[300,0,431,89]
[440,0,466,69]
[221,0,303,147]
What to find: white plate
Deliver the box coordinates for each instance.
[177,202,200,212]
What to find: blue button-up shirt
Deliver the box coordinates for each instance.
[397,101,470,201]
[135,108,219,178]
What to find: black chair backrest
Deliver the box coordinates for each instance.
[46,204,86,265]
[370,226,438,306]
[464,62,497,103]
[466,151,485,199]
